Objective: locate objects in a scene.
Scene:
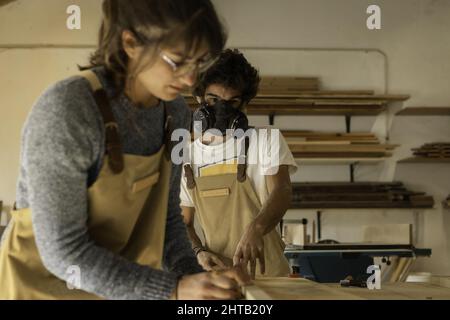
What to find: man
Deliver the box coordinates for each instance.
[180,49,298,278]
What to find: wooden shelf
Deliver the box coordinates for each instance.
[398,157,450,164]
[256,90,376,98]
[396,107,450,116]
[253,94,410,101]
[184,93,410,116]
[290,182,435,209]
[246,105,386,116]
[294,157,387,165]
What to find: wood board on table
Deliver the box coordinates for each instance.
[243,277,450,300]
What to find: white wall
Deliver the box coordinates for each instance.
[0,0,449,275]
[212,0,450,275]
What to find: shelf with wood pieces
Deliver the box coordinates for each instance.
[284,131,398,164]
[184,76,405,168]
[289,182,435,210]
[398,142,450,164]
[184,94,409,116]
[183,76,409,117]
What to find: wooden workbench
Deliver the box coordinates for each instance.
[244,277,450,300]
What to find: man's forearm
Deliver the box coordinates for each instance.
[252,183,292,235]
[186,225,204,250]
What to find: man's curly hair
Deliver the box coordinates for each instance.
[193,49,260,106]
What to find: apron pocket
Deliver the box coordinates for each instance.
[132,172,160,193]
[200,188,230,198]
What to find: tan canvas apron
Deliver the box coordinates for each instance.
[184,138,291,277]
[0,71,173,299]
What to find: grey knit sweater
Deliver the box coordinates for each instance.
[9,67,202,299]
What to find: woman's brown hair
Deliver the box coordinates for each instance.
[84,0,227,93]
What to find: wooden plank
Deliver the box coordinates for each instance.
[259,77,320,92]
[181,104,388,116]
[242,285,273,300]
[244,277,450,300]
[290,181,435,209]
[251,94,409,102]
[248,108,386,116]
[249,99,386,106]
[291,201,434,209]
[398,157,450,163]
[292,182,405,191]
[243,277,364,300]
[295,193,406,202]
[396,107,450,116]
[256,90,375,98]
[329,282,450,300]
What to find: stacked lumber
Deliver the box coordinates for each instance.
[412,143,450,159]
[396,107,450,116]
[183,76,409,116]
[259,76,320,94]
[291,182,435,209]
[283,131,396,159]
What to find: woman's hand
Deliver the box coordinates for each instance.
[197,251,233,271]
[176,267,251,300]
[233,223,265,279]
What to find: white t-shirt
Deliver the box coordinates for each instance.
[180,127,298,208]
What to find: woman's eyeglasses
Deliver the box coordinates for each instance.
[160,52,218,77]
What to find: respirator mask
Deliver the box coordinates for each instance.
[193,100,249,136]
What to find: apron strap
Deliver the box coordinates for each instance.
[236,128,255,182]
[163,102,174,160]
[80,70,124,174]
[237,136,250,183]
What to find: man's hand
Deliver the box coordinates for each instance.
[233,223,265,279]
[197,251,233,271]
[176,267,251,300]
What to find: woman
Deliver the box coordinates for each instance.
[0,0,248,300]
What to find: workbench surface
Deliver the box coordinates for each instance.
[244,277,450,300]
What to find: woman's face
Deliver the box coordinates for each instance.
[131,41,210,103]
